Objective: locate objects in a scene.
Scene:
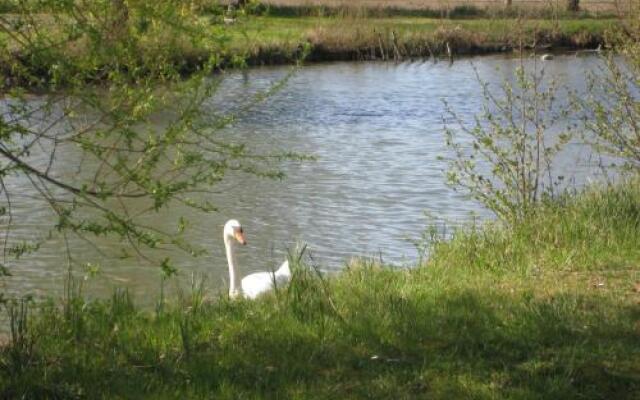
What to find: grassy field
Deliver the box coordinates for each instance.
[259,0,630,13]
[1,178,639,398]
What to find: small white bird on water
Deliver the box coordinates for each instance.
[223,219,291,299]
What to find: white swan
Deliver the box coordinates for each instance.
[223,219,291,299]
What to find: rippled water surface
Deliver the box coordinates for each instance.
[2,53,610,302]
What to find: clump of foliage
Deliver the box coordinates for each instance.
[444,61,572,222]
[583,8,640,171]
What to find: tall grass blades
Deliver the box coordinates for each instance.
[3,297,33,375]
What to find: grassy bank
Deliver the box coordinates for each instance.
[1,13,614,87]
[1,179,639,398]
[231,16,612,64]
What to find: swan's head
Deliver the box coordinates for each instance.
[223,219,246,246]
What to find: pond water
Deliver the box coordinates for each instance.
[1,53,612,304]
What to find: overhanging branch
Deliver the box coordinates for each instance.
[0,146,146,199]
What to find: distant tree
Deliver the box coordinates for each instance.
[566,0,579,12]
[109,0,129,41]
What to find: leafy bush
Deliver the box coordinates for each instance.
[445,62,572,222]
[583,14,640,171]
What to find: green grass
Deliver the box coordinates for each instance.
[253,1,623,19]
[226,16,614,63]
[1,178,639,399]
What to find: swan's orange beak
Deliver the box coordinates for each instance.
[234,229,247,246]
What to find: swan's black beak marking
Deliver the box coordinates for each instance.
[234,228,247,246]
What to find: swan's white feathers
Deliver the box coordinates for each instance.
[224,219,291,299]
[240,260,291,299]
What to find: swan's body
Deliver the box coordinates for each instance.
[223,219,291,299]
[240,260,290,299]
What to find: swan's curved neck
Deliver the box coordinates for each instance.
[224,236,240,297]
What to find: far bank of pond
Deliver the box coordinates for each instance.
[236,17,611,66]
[1,16,613,85]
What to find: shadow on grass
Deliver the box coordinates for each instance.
[1,274,638,399]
